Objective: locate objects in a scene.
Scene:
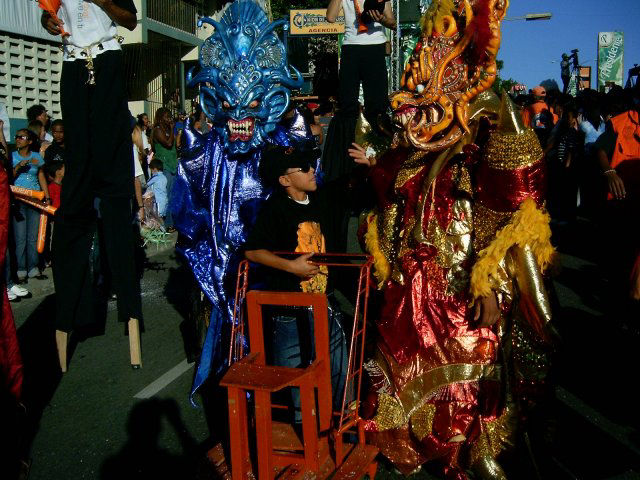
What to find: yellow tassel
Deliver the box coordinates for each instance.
[471,198,555,299]
[363,212,391,288]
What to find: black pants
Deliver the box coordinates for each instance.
[337,43,389,126]
[53,50,141,331]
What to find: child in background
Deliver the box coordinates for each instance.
[44,161,65,209]
[146,159,168,220]
[45,120,66,164]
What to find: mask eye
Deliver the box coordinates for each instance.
[248,99,260,109]
[222,101,232,109]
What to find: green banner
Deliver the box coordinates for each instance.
[598,31,624,90]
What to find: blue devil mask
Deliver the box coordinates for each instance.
[188,1,303,155]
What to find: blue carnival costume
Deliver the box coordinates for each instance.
[170,0,309,403]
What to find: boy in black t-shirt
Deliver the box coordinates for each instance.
[245,143,370,421]
[44,120,65,164]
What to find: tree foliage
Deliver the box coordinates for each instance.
[492,59,521,95]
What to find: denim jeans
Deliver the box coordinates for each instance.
[270,302,348,423]
[13,203,40,277]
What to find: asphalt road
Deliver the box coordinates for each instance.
[10,218,640,480]
[12,248,212,480]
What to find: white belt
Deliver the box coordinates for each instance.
[62,36,123,85]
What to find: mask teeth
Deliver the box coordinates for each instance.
[227,118,254,137]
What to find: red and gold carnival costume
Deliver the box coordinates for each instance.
[359,1,556,477]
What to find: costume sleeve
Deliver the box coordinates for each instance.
[113,0,137,15]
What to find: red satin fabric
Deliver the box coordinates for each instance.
[367,154,506,475]
[1,164,23,402]
[475,160,546,212]
[376,158,498,365]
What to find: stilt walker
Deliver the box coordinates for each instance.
[40,0,142,371]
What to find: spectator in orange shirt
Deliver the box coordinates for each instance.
[522,86,555,144]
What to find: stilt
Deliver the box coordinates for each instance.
[55,330,68,373]
[128,318,142,369]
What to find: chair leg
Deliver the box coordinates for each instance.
[128,318,142,368]
[227,387,251,480]
[367,461,378,479]
[55,330,68,373]
[299,380,319,472]
[254,390,274,480]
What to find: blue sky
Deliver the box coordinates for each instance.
[498,0,640,90]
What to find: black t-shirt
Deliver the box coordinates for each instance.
[44,142,66,164]
[245,181,348,292]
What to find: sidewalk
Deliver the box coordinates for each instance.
[12,231,178,300]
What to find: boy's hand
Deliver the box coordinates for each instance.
[288,253,320,278]
[348,142,373,167]
[41,11,64,35]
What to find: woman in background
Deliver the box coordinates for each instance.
[12,129,47,280]
[151,108,177,231]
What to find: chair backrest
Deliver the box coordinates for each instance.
[245,290,332,431]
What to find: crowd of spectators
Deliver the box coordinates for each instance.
[0,101,211,303]
[516,83,640,305]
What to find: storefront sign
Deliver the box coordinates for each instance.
[290,9,345,35]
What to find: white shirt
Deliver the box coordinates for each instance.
[58,0,122,61]
[341,0,387,46]
[132,144,143,178]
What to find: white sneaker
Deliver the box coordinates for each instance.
[7,288,18,301]
[10,284,31,298]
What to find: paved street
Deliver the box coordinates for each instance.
[10,220,640,479]
[12,246,212,480]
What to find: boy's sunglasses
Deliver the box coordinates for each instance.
[284,163,313,175]
[15,134,29,140]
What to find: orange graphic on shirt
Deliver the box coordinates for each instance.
[295,221,328,293]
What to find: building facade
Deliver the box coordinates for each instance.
[0,0,229,137]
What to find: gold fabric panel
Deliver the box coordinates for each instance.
[371,393,407,431]
[377,202,401,260]
[469,404,517,467]
[410,402,436,441]
[470,456,508,480]
[453,163,473,196]
[484,128,543,170]
[379,338,498,395]
[395,165,428,191]
[473,203,512,253]
[398,363,501,417]
[511,245,557,343]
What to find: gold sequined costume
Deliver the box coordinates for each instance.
[358,1,556,478]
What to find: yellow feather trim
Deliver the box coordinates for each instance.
[364,212,391,288]
[471,198,554,299]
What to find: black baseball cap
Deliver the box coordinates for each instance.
[260,145,314,187]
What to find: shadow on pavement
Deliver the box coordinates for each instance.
[15,294,63,466]
[163,258,205,364]
[100,398,211,479]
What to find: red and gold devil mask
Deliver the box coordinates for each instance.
[392,0,509,152]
